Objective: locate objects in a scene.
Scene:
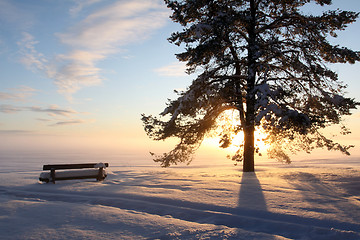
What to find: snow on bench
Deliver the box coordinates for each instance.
[39,163,109,184]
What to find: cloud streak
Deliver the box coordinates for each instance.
[0,130,35,135]
[56,0,168,98]
[0,86,38,102]
[0,0,33,30]
[17,0,169,100]
[154,62,188,77]
[17,32,47,72]
[0,104,22,113]
[69,0,103,16]
[0,104,78,116]
[0,104,92,126]
[29,105,78,117]
[50,119,90,126]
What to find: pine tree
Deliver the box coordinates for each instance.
[141,0,359,172]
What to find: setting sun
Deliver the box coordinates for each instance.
[204,109,269,155]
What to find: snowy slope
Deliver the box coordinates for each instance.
[0,155,359,239]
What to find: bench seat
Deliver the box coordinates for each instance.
[39,162,108,183]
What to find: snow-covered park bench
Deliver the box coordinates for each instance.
[39,163,109,184]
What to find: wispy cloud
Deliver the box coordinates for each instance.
[36,118,51,122]
[17,32,47,72]
[0,130,35,135]
[154,62,188,77]
[28,105,78,117]
[69,0,103,16]
[0,103,93,127]
[50,119,91,126]
[0,0,33,30]
[0,104,78,116]
[16,0,169,100]
[0,85,38,102]
[0,104,22,113]
[54,0,168,98]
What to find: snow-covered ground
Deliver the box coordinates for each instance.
[0,152,359,239]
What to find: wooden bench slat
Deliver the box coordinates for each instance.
[43,163,108,170]
[53,175,103,181]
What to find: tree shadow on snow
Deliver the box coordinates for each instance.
[238,172,267,211]
[234,172,279,239]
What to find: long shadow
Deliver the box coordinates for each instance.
[238,172,267,211]
[235,172,276,239]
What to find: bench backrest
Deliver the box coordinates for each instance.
[43,163,109,170]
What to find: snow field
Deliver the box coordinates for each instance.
[0,158,359,239]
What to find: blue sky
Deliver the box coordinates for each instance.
[0,0,191,154]
[0,0,359,162]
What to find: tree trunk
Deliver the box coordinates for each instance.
[243,88,255,172]
[243,124,255,172]
[243,0,256,172]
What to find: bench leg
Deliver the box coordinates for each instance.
[50,169,56,184]
[97,167,104,181]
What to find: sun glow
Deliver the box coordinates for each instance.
[204,109,269,156]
